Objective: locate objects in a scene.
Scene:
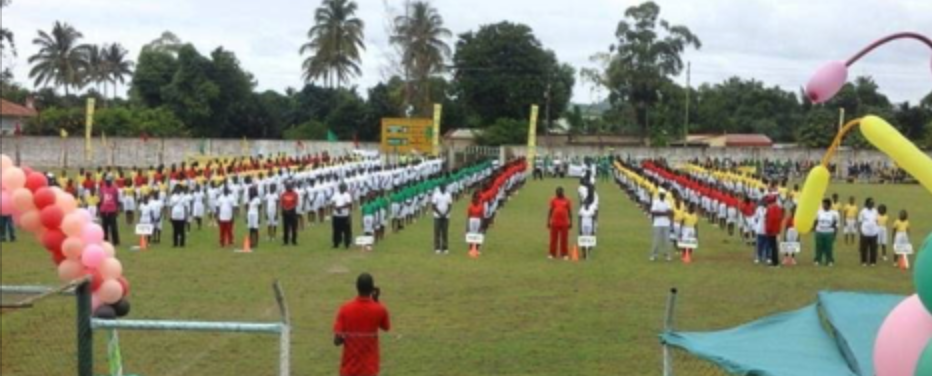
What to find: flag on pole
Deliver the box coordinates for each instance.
[326,130,338,142]
[527,105,539,170]
[85,98,96,161]
[432,104,442,156]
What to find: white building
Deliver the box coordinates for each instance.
[0,98,37,136]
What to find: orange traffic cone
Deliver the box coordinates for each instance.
[237,236,252,254]
[139,235,148,251]
[683,249,693,264]
[468,244,479,259]
[571,246,579,262]
[898,255,909,271]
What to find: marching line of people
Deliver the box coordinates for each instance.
[464,158,528,256]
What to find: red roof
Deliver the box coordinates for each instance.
[0,99,37,117]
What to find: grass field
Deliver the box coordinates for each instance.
[1,178,929,375]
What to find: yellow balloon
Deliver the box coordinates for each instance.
[794,165,830,235]
[861,115,932,196]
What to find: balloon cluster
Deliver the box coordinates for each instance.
[801,32,932,376]
[0,154,130,318]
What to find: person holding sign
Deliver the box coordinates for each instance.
[814,199,839,266]
[578,187,597,260]
[547,187,572,260]
[679,203,700,262]
[781,208,799,266]
[892,210,912,265]
[466,192,484,254]
[431,183,453,255]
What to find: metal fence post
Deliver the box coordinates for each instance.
[662,288,678,376]
[274,281,291,376]
[76,280,93,376]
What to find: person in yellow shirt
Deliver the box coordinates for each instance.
[892,210,912,266]
[85,188,100,221]
[679,203,700,262]
[671,198,685,250]
[843,196,858,246]
[876,205,890,262]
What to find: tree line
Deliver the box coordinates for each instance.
[0,0,929,148]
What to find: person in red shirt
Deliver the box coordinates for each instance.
[547,187,573,260]
[280,182,300,246]
[466,192,485,253]
[764,195,784,267]
[334,273,391,376]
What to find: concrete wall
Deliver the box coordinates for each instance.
[0,135,379,168]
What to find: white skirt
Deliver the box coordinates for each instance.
[193,202,205,218]
[363,215,375,234]
[266,210,278,226]
[877,227,888,245]
[247,212,260,230]
[468,218,482,233]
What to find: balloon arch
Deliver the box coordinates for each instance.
[1,154,130,317]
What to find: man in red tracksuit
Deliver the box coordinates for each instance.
[547,187,573,260]
[764,196,784,266]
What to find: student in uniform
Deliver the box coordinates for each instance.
[857,198,880,267]
[265,185,279,241]
[247,187,261,249]
[679,203,700,262]
[217,186,236,248]
[782,207,799,266]
[192,184,206,230]
[578,187,597,260]
[148,191,164,245]
[843,196,858,246]
[169,185,189,248]
[466,191,484,254]
[123,183,137,226]
[892,210,912,266]
[137,194,153,247]
[814,199,838,266]
[876,204,889,262]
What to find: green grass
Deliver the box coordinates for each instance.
[1,179,929,375]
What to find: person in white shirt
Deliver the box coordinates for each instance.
[331,183,353,249]
[192,185,206,230]
[147,191,164,244]
[265,185,279,241]
[857,198,880,266]
[650,190,673,261]
[247,187,262,249]
[578,191,597,260]
[169,186,189,248]
[431,183,453,254]
[813,198,839,266]
[217,186,236,247]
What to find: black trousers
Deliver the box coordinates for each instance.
[332,216,352,248]
[860,235,878,265]
[101,213,120,246]
[172,220,186,247]
[282,209,298,245]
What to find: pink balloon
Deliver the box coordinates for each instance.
[91,293,103,312]
[806,61,848,104]
[40,205,65,230]
[57,259,86,282]
[62,237,85,260]
[61,212,88,237]
[0,190,11,216]
[11,188,34,213]
[98,279,124,304]
[99,258,123,280]
[57,194,77,214]
[102,242,116,258]
[19,210,42,233]
[77,209,93,223]
[24,171,47,192]
[1,167,26,190]
[0,154,11,170]
[81,224,104,245]
[81,245,106,269]
[874,295,932,376]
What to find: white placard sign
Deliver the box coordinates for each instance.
[894,243,914,255]
[578,236,597,248]
[677,238,699,250]
[465,233,485,245]
[780,242,801,254]
[355,236,374,246]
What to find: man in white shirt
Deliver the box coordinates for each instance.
[858,198,880,266]
[331,183,353,249]
[650,190,673,261]
[431,183,453,254]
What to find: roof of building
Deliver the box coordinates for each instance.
[686,133,773,147]
[443,128,482,140]
[0,99,38,118]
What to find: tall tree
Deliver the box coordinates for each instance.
[390,1,452,116]
[453,22,574,128]
[0,0,14,58]
[130,49,178,107]
[300,0,365,88]
[28,21,92,95]
[83,44,106,95]
[594,1,700,143]
[142,31,183,56]
[101,43,134,100]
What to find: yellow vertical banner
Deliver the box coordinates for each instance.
[527,105,539,170]
[432,104,442,157]
[85,98,96,161]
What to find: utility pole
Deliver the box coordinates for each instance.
[684,61,691,144]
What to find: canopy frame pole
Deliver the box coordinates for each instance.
[662,288,679,376]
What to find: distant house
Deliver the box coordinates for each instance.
[443,128,482,147]
[0,99,37,136]
[679,134,773,148]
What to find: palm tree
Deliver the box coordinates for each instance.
[299,0,365,88]
[102,43,134,99]
[28,21,91,95]
[390,1,451,115]
[0,1,13,58]
[83,44,106,94]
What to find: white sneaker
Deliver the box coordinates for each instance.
[548,255,554,260]
[754,259,760,264]
[435,250,442,254]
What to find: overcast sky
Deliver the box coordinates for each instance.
[2,0,931,104]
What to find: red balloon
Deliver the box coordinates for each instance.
[41,229,67,254]
[40,205,64,229]
[91,270,104,291]
[51,252,66,266]
[25,172,48,192]
[117,277,130,297]
[33,188,56,209]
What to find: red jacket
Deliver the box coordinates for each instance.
[765,204,783,236]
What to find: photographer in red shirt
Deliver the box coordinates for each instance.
[334,273,391,376]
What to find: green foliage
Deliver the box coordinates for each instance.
[453,22,574,127]
[28,21,92,94]
[27,105,186,138]
[476,117,527,146]
[130,49,178,107]
[300,0,365,87]
[283,119,328,140]
[391,1,452,116]
[691,77,803,142]
[796,108,836,148]
[161,44,220,134]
